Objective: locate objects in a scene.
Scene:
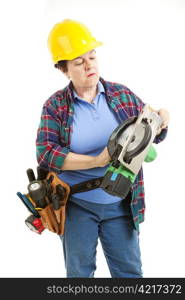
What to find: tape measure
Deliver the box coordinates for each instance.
[25,215,45,234]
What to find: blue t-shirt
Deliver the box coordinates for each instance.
[58,81,129,209]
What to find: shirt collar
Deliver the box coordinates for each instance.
[73,80,105,101]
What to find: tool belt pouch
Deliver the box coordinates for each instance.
[58,204,66,236]
[43,171,71,235]
[38,204,67,235]
[38,203,60,234]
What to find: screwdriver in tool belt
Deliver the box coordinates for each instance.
[26,168,36,182]
[16,192,40,217]
[51,193,61,223]
[45,175,54,202]
[37,166,49,180]
[56,184,66,206]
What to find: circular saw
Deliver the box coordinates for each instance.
[100,104,163,198]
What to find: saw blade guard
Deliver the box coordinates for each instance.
[108,117,152,163]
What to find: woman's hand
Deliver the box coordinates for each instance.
[95,147,111,167]
[156,108,170,135]
[158,108,170,129]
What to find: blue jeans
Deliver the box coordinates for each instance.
[59,198,143,278]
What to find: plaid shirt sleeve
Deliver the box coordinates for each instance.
[36,103,70,173]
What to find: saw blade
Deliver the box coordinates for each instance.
[117,122,147,154]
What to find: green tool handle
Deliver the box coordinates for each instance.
[144,145,157,162]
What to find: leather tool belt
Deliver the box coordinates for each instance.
[37,172,70,235]
[33,172,104,235]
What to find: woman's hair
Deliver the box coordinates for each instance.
[54,60,68,73]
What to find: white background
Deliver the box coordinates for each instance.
[0,0,185,277]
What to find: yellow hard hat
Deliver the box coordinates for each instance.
[47,19,103,63]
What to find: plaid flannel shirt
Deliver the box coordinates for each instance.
[36,77,168,231]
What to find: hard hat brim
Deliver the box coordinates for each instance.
[53,40,103,63]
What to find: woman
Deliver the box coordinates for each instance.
[36,19,169,277]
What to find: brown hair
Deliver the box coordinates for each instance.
[54,60,68,73]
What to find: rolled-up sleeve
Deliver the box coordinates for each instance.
[153,127,168,144]
[36,104,70,173]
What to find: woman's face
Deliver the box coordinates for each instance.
[65,49,99,88]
